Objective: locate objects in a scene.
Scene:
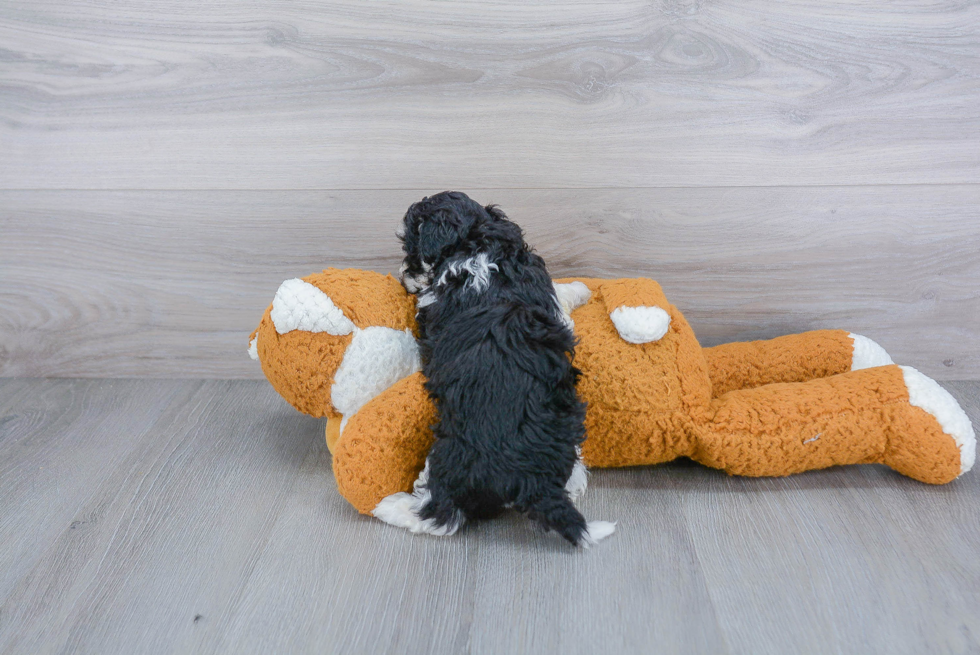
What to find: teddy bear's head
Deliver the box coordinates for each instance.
[249,269,420,450]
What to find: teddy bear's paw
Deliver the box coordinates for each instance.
[849,333,894,370]
[901,366,976,476]
[581,521,617,548]
[553,281,592,330]
[610,306,671,344]
[565,452,589,501]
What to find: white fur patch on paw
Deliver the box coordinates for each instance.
[581,521,616,548]
[371,460,464,537]
[331,327,421,417]
[609,306,671,344]
[849,333,894,370]
[372,492,456,536]
[248,337,259,361]
[565,450,588,501]
[270,278,356,335]
[900,366,976,476]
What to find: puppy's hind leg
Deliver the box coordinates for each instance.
[416,482,467,536]
[525,491,616,548]
[372,459,466,537]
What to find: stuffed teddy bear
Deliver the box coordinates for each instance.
[250,268,976,521]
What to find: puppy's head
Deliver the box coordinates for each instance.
[398,191,508,293]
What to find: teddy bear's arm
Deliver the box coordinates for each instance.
[332,371,436,515]
[598,278,673,344]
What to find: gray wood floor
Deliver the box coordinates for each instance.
[1,377,978,654]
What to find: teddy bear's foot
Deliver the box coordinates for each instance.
[849,333,894,370]
[884,366,976,480]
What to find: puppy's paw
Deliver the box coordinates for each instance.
[580,521,617,548]
[372,492,422,530]
[372,491,464,537]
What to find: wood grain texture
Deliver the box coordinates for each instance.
[1,0,978,189]
[680,380,980,655]
[2,187,978,379]
[0,378,978,654]
[0,379,321,654]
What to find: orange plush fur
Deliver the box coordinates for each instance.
[251,269,974,515]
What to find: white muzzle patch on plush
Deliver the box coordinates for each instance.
[270,278,356,335]
[331,326,422,420]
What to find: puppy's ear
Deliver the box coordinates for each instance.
[418,212,458,263]
[416,207,474,265]
[485,204,508,221]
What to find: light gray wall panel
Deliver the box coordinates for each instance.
[2,187,977,379]
[1,1,978,189]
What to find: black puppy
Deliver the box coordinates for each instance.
[374,191,614,547]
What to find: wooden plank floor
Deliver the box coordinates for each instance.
[1,377,977,654]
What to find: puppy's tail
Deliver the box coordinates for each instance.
[526,494,616,548]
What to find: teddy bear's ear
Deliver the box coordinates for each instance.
[269,278,356,335]
[598,278,672,345]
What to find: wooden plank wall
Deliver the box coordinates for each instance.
[1,1,978,379]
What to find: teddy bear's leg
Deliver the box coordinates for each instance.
[695,364,974,484]
[332,372,437,515]
[702,330,894,397]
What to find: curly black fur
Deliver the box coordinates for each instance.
[398,191,595,546]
